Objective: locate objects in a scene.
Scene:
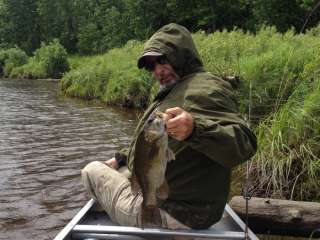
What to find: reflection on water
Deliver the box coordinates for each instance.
[0,79,138,240]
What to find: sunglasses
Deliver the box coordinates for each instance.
[144,56,169,72]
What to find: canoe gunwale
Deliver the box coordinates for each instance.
[54,199,95,240]
[73,225,245,239]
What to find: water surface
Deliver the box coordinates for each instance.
[0,79,137,240]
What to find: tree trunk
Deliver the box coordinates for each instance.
[229,196,320,238]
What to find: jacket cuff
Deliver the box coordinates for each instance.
[185,118,204,143]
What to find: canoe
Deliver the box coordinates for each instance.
[54,199,259,240]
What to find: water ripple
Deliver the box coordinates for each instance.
[0,79,137,239]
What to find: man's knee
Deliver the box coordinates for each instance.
[81,161,104,200]
[81,161,126,191]
[81,160,103,178]
[81,161,108,190]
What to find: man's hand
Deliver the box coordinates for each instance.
[164,107,194,141]
[105,157,119,170]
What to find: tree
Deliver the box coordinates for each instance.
[37,0,78,52]
[2,0,41,53]
[252,0,305,32]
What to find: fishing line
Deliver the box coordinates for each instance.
[244,68,253,240]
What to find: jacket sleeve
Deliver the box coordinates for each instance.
[183,78,257,168]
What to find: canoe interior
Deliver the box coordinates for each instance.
[56,199,259,240]
[83,210,242,231]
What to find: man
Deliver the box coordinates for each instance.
[82,23,257,229]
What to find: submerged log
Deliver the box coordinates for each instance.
[229,196,320,238]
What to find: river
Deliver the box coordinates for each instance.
[0,79,138,240]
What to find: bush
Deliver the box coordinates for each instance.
[34,39,69,78]
[9,39,70,79]
[0,47,28,76]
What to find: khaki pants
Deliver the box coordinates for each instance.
[81,161,189,229]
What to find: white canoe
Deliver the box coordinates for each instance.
[54,199,259,240]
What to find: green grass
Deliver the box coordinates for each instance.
[8,39,69,79]
[60,40,155,107]
[193,26,320,121]
[250,57,320,201]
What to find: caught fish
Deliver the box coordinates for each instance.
[131,111,175,227]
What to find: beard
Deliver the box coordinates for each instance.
[159,72,181,90]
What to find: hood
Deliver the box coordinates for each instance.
[138,23,203,77]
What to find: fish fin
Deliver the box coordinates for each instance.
[130,173,140,195]
[156,180,169,200]
[140,206,162,228]
[166,148,175,161]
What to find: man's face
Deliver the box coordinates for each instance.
[144,56,180,88]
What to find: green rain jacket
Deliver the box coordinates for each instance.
[118,23,257,229]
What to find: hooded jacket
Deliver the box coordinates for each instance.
[118,23,257,229]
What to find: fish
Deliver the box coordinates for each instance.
[131,110,175,228]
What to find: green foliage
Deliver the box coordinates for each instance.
[0,47,28,76]
[37,0,78,52]
[251,60,320,200]
[77,23,103,55]
[1,0,319,54]
[61,55,110,99]
[252,0,304,32]
[75,0,134,54]
[10,57,47,79]
[193,26,319,124]
[61,40,154,107]
[9,39,69,79]
[33,39,69,78]
[306,23,320,36]
[1,0,40,53]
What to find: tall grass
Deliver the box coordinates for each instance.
[250,56,320,201]
[60,40,155,107]
[193,26,320,123]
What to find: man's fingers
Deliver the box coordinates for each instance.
[166,117,180,129]
[165,107,183,117]
[161,112,174,122]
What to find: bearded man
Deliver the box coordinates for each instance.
[81,23,257,229]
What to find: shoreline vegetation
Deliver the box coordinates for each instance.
[1,26,319,203]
